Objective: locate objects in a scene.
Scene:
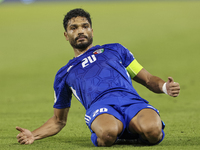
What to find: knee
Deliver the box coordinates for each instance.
[142,123,162,144]
[98,127,119,147]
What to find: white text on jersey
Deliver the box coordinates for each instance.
[82,55,97,68]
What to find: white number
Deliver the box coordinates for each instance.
[82,58,89,68]
[82,55,97,68]
[88,55,96,63]
[93,107,108,117]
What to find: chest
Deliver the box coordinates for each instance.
[66,50,123,84]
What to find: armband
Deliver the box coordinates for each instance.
[126,59,143,78]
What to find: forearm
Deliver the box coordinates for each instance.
[133,68,165,94]
[32,115,66,140]
[145,75,165,93]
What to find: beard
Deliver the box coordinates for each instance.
[70,34,93,52]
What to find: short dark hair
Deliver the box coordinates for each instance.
[63,8,92,31]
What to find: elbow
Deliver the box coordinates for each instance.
[54,116,67,129]
[53,120,66,134]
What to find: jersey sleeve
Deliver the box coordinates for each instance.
[117,44,135,68]
[117,44,143,78]
[53,72,72,109]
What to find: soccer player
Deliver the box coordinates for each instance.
[16,8,180,146]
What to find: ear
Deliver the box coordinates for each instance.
[64,31,69,41]
[91,28,94,37]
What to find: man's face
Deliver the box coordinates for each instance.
[64,16,93,51]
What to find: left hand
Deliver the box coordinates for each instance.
[166,77,180,97]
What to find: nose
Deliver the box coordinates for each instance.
[77,27,84,34]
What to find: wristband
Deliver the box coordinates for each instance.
[162,82,168,95]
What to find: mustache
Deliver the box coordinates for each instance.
[75,35,88,41]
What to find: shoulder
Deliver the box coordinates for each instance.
[102,43,124,50]
[101,43,132,57]
[102,43,130,53]
[54,61,73,82]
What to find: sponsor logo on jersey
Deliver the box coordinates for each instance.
[93,48,104,54]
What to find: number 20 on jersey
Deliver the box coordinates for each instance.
[82,55,97,68]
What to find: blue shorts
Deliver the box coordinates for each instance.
[85,94,161,139]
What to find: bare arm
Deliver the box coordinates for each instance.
[133,68,180,97]
[16,107,69,144]
[133,68,164,93]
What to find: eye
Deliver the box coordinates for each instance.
[83,24,89,29]
[70,26,76,30]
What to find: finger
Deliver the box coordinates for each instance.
[171,90,180,94]
[20,139,28,145]
[16,133,23,139]
[169,86,180,92]
[18,136,25,143]
[16,126,24,132]
[25,140,31,145]
[169,86,180,91]
[171,94,179,97]
[168,77,174,83]
[169,83,180,89]
[169,89,180,97]
[171,82,179,85]
[17,135,27,142]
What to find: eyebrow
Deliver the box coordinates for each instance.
[69,22,90,28]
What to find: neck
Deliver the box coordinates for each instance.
[74,44,93,57]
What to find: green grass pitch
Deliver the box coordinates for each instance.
[0,1,200,150]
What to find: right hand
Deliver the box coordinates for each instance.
[16,126,34,145]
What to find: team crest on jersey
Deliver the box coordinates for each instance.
[93,48,104,54]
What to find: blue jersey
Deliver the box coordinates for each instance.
[53,43,146,110]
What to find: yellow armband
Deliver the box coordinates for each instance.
[126,59,143,78]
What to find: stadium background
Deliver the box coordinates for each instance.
[1,0,156,3]
[0,0,198,3]
[0,0,200,150]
